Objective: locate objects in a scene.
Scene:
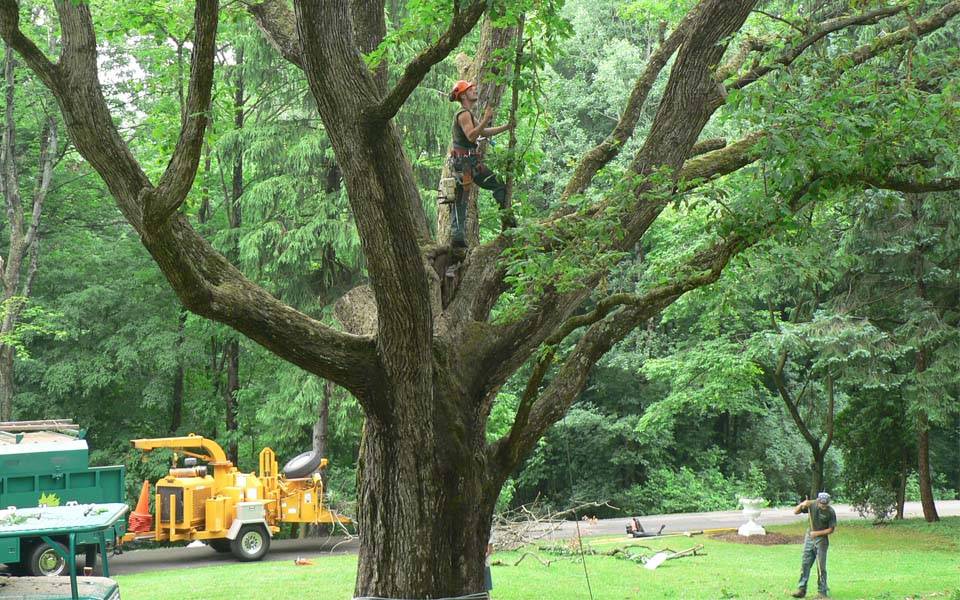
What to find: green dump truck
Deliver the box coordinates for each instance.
[0,420,126,577]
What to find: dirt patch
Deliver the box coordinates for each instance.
[711,532,804,545]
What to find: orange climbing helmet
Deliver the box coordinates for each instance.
[449,80,475,102]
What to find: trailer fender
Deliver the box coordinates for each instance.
[226,518,271,540]
[226,502,272,540]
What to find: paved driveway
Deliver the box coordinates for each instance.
[96,499,960,574]
[552,499,960,538]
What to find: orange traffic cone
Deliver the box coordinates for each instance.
[128,479,153,533]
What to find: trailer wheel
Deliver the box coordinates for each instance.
[26,540,67,576]
[208,539,232,553]
[231,524,270,562]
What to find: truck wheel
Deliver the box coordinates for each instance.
[27,540,67,576]
[230,524,270,562]
[208,539,232,553]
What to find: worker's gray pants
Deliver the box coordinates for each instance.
[797,534,829,595]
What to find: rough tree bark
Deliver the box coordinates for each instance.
[2,0,958,596]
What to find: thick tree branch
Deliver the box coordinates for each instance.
[491,229,750,475]
[729,4,909,90]
[351,0,388,89]
[1,0,380,395]
[364,0,486,123]
[768,349,821,451]
[490,172,825,475]
[714,37,769,83]
[246,0,304,70]
[1,42,20,228]
[842,1,960,69]
[295,0,434,415]
[1,41,22,299]
[678,132,764,187]
[466,130,764,394]
[0,2,59,90]
[23,116,55,254]
[146,0,218,226]
[862,174,960,193]
[688,137,727,158]
[559,3,702,201]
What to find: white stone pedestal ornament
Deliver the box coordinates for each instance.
[738,497,766,536]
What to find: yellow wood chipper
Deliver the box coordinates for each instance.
[121,434,350,561]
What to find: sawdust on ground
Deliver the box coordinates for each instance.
[711,532,804,545]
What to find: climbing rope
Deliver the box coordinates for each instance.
[561,412,596,600]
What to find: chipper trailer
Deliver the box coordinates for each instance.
[121,434,350,561]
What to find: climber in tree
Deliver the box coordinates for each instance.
[447,80,515,247]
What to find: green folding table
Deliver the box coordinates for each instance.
[0,503,128,599]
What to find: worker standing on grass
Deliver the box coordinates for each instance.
[791,492,837,599]
[447,80,515,248]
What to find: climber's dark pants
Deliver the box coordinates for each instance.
[450,161,507,244]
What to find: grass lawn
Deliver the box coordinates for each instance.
[114,517,960,600]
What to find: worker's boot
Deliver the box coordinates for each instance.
[790,590,806,598]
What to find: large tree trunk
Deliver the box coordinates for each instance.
[354,386,498,597]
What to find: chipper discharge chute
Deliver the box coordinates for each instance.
[122,434,350,562]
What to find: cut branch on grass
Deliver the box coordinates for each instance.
[511,552,554,567]
[492,499,615,551]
